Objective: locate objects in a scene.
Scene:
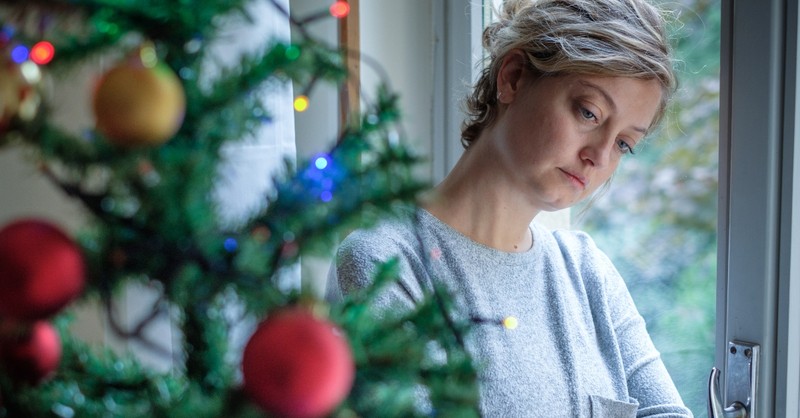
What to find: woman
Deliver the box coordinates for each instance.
[327,0,692,416]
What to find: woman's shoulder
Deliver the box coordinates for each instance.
[532,223,618,278]
[332,207,428,306]
[338,208,421,261]
[534,224,635,316]
[532,222,598,255]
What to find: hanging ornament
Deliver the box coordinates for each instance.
[241,306,355,418]
[0,49,43,134]
[0,321,61,385]
[0,218,85,321]
[92,44,186,148]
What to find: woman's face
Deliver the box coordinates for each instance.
[493,68,663,212]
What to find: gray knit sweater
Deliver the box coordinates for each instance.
[326,208,693,418]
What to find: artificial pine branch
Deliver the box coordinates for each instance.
[0,0,481,416]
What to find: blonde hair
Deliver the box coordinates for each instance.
[461,0,677,148]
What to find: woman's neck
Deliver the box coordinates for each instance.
[421,146,538,252]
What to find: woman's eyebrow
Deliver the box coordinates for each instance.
[578,80,616,112]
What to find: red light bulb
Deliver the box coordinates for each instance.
[329,1,350,19]
[30,41,55,65]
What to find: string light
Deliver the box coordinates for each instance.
[19,61,42,84]
[502,316,518,330]
[430,247,442,260]
[281,240,299,258]
[223,238,238,253]
[470,315,518,330]
[10,45,28,63]
[293,95,309,112]
[0,26,12,43]
[284,45,301,61]
[30,41,54,65]
[251,225,271,242]
[329,1,350,19]
[140,44,158,68]
[314,155,329,170]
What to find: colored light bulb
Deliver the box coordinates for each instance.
[330,1,350,18]
[294,95,309,112]
[314,156,329,170]
[30,41,54,65]
[502,316,518,330]
[10,45,28,63]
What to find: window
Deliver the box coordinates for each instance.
[480,1,720,414]
[572,2,720,412]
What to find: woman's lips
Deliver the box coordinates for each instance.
[559,168,587,189]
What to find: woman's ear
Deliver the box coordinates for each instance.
[496,50,527,103]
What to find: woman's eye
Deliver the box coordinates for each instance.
[579,107,596,121]
[617,139,636,155]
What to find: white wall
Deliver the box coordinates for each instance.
[293,0,441,294]
[292,0,438,174]
[292,1,341,163]
[360,0,436,177]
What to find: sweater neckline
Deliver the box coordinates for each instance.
[415,208,541,266]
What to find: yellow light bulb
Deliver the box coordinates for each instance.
[502,316,518,330]
[294,95,309,112]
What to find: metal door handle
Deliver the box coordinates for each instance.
[708,341,760,418]
[709,367,747,418]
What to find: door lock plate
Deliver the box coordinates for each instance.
[709,340,760,418]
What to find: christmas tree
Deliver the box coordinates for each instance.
[0,1,479,416]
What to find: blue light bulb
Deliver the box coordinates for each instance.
[314,156,329,170]
[10,45,29,64]
[223,238,238,252]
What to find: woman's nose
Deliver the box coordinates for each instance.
[579,137,613,168]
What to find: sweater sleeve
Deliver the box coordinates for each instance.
[326,226,422,314]
[589,236,694,417]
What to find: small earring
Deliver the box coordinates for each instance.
[497,91,503,101]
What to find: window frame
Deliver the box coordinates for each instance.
[431,0,483,183]
[719,0,800,414]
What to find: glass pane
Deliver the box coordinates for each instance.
[483,1,720,416]
[572,2,720,416]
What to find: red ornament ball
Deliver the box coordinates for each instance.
[0,219,85,321]
[0,321,62,385]
[242,307,355,418]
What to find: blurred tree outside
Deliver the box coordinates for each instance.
[573,0,720,416]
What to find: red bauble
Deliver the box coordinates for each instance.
[0,219,85,320]
[241,307,355,418]
[0,321,62,385]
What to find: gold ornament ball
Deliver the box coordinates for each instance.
[93,58,185,147]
